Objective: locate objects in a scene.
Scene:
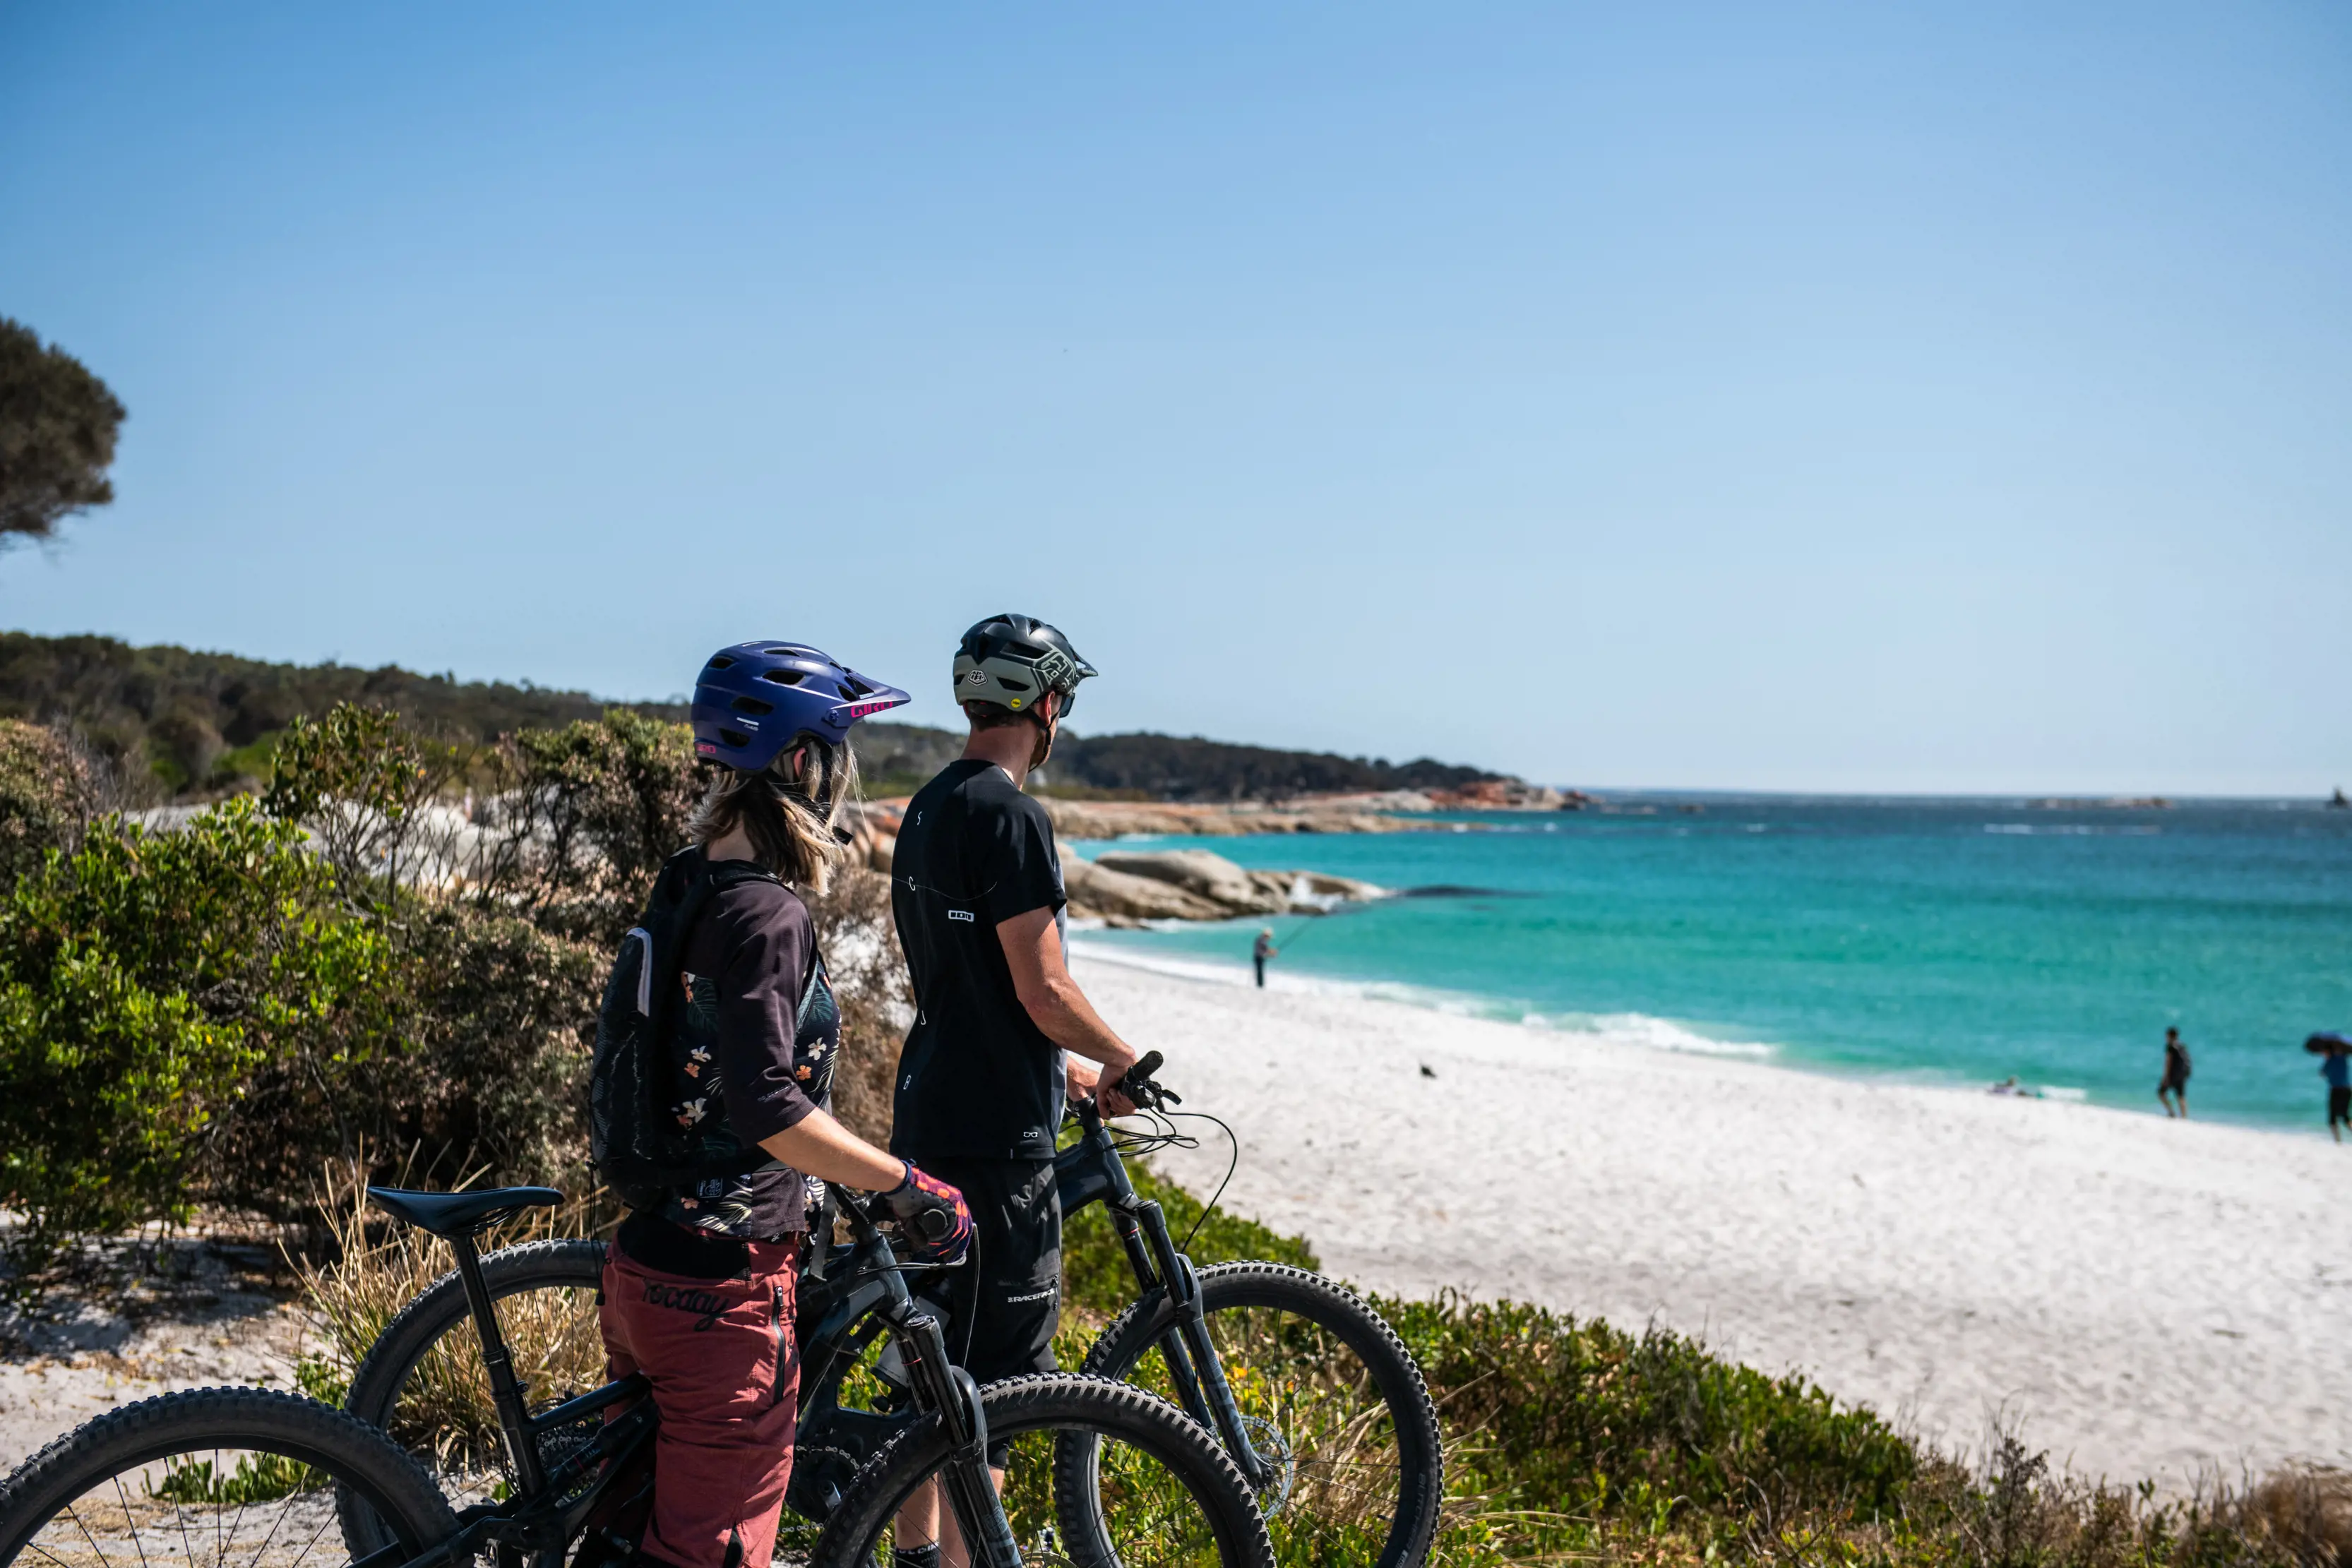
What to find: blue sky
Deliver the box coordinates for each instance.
[2,4,2346,794]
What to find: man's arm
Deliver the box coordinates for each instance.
[998,904,1140,1116]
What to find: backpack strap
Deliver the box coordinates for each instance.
[639,850,782,1046]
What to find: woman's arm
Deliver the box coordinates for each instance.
[758,1108,906,1191]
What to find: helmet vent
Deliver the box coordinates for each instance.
[998,676,1031,693]
[729,696,775,716]
[842,676,873,698]
[719,729,752,748]
[1005,641,1044,658]
[705,656,736,671]
[762,670,808,686]
[765,645,815,657]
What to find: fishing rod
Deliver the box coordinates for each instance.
[1262,904,1347,957]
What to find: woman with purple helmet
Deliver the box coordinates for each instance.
[596,640,970,1568]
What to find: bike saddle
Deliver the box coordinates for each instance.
[366,1185,565,1238]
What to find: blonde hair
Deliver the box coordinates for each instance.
[686,735,860,890]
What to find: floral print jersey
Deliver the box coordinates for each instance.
[652,877,836,1240]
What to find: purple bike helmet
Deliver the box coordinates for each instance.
[691,641,911,772]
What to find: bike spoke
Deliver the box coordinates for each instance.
[20,1446,386,1568]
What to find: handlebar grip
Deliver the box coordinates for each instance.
[1114,1051,1179,1110]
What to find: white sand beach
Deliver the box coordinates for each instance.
[1075,947,2351,1490]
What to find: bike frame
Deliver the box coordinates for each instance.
[373,1201,1023,1568]
[1051,1101,1277,1490]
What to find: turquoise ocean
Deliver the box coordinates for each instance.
[1068,798,2352,1134]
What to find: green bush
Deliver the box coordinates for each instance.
[1382,1291,1915,1559]
[198,904,605,1212]
[0,797,390,1263]
[0,719,97,892]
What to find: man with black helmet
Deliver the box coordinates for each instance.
[885,614,1145,1565]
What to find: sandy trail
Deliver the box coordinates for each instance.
[0,1241,311,1471]
[1076,949,2352,1488]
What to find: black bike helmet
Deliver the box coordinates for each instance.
[953,613,1097,717]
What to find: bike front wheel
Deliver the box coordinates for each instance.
[811,1373,1272,1568]
[1066,1262,1443,1568]
[0,1387,460,1568]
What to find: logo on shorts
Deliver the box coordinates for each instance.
[947,909,974,923]
[1005,1284,1058,1305]
[643,1279,730,1332]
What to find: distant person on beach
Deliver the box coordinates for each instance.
[1253,927,1277,988]
[2158,1027,2192,1118]
[2322,1045,2350,1144]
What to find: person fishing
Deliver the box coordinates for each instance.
[2158,1026,2192,1118]
[1253,926,1277,988]
[2320,1039,2350,1144]
[595,640,972,1568]
[887,613,1147,1568]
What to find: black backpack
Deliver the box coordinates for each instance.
[590,848,783,1209]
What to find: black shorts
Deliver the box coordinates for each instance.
[2329,1087,2350,1125]
[910,1156,1061,1459]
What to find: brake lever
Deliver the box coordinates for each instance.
[1113,1051,1181,1112]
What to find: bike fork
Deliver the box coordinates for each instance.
[1121,1203,1275,1491]
[898,1313,1021,1567]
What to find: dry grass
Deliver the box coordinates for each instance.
[289,1158,612,1471]
[2220,1466,2352,1568]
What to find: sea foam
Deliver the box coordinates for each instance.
[1069,939,1779,1061]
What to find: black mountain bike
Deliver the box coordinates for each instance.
[343,1055,1445,1567]
[0,1185,1274,1568]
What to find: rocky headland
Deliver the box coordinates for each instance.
[852,800,1387,927]
[1064,847,1383,926]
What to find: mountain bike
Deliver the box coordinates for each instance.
[0,1184,1274,1568]
[343,1055,1445,1567]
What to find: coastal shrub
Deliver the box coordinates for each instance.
[199,905,607,1214]
[0,798,391,1267]
[463,710,701,943]
[1379,1291,1916,1561]
[0,719,97,890]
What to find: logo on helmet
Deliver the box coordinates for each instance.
[962,670,986,686]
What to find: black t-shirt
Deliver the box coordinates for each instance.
[890,759,1068,1161]
[647,873,828,1241]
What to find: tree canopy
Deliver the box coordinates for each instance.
[0,317,126,544]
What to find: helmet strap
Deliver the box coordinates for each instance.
[1028,695,1061,771]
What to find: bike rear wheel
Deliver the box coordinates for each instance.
[1068,1262,1443,1568]
[811,1374,1272,1568]
[339,1237,608,1550]
[0,1387,460,1568]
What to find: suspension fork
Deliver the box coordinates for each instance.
[888,1305,1020,1567]
[1072,1113,1273,1488]
[1113,1195,1275,1490]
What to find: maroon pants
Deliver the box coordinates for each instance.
[599,1238,801,1568]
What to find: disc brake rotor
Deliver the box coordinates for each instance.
[1240,1415,1296,1516]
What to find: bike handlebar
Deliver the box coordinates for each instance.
[1114,1050,1181,1112]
